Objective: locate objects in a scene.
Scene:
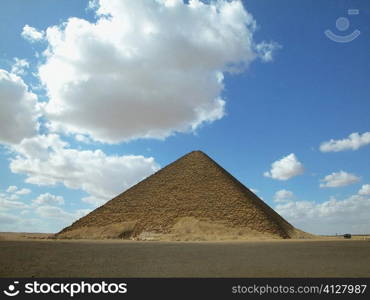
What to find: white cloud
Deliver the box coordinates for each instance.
[0,198,29,211]
[33,193,64,206]
[0,212,21,225]
[273,189,294,203]
[32,205,93,233]
[16,188,31,195]
[36,205,73,221]
[0,69,40,144]
[255,41,281,62]
[10,134,160,206]
[6,186,18,193]
[8,194,19,201]
[320,132,370,152]
[75,134,92,144]
[75,208,92,219]
[358,184,370,195]
[319,170,360,188]
[0,186,32,212]
[87,0,99,10]
[11,58,30,75]
[0,186,91,232]
[275,194,370,235]
[6,186,31,195]
[264,153,304,180]
[35,205,91,224]
[0,212,45,232]
[36,0,277,143]
[21,25,45,42]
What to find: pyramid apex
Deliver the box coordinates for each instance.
[182,150,212,161]
[187,150,207,156]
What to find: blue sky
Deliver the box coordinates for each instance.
[0,0,369,235]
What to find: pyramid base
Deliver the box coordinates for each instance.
[56,217,314,241]
[56,221,136,239]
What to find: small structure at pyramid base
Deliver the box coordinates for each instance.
[57,151,313,241]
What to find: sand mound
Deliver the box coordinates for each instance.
[153,217,283,241]
[57,151,311,240]
[55,222,136,239]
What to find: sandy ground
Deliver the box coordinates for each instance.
[0,233,369,278]
[0,232,52,240]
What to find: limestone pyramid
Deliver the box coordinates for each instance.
[57,151,308,240]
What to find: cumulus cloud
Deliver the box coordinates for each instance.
[31,205,92,232]
[8,194,20,201]
[273,189,294,203]
[0,198,29,211]
[75,134,92,144]
[11,58,30,75]
[33,193,64,206]
[358,184,370,195]
[264,153,304,180]
[6,186,18,193]
[36,205,72,220]
[6,186,31,195]
[34,0,278,143]
[320,132,370,152]
[0,186,91,232]
[10,134,160,206]
[21,25,45,42]
[36,205,91,224]
[255,41,281,62]
[319,171,360,188]
[0,69,40,144]
[0,186,32,212]
[275,194,370,235]
[16,188,31,195]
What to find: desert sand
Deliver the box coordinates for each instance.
[1,233,369,278]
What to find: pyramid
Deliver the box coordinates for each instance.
[57,151,308,240]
